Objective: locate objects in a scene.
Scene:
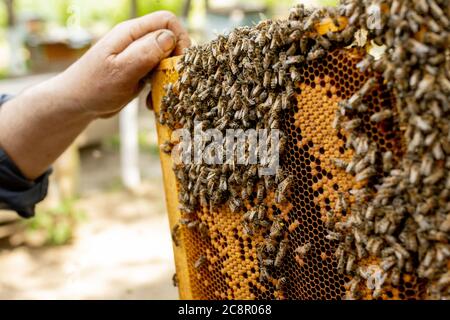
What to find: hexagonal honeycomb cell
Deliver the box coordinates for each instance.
[151,48,427,300]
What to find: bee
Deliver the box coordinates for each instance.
[341,26,356,43]
[242,220,254,236]
[295,243,311,258]
[263,52,273,69]
[274,239,289,268]
[288,220,300,232]
[356,54,374,72]
[270,217,284,238]
[332,109,343,129]
[302,9,319,31]
[423,168,444,185]
[326,231,342,241]
[219,174,227,192]
[270,73,278,89]
[264,237,278,253]
[433,272,450,294]
[275,277,288,293]
[317,35,331,49]
[438,73,450,93]
[427,230,448,242]
[286,55,304,65]
[257,205,267,221]
[160,141,174,154]
[380,255,396,271]
[326,29,343,42]
[359,77,377,96]
[290,66,301,83]
[337,250,346,274]
[369,109,393,123]
[286,42,297,56]
[355,167,376,182]
[337,192,348,213]
[382,151,393,173]
[243,208,258,223]
[262,259,274,266]
[294,254,306,267]
[199,188,208,207]
[278,69,286,86]
[286,83,295,99]
[259,266,270,282]
[251,84,263,98]
[390,267,401,286]
[171,224,180,247]
[439,214,450,233]
[372,287,383,299]
[307,48,325,61]
[194,255,207,269]
[355,136,369,155]
[347,276,361,300]
[275,176,293,203]
[198,222,209,240]
[255,32,266,47]
[415,73,435,99]
[229,197,242,213]
[344,118,362,131]
[230,62,239,75]
[187,220,200,230]
[299,37,309,53]
[172,273,179,287]
[354,158,368,175]
[263,71,271,88]
[429,0,449,26]
[333,158,348,170]
[346,254,356,274]
[256,181,265,204]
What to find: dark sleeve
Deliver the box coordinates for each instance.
[0,94,52,218]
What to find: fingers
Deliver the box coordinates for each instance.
[115,29,176,80]
[105,11,191,55]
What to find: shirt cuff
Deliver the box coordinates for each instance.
[0,94,12,105]
[0,148,52,218]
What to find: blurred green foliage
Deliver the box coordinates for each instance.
[0,0,183,29]
[24,199,86,246]
[0,0,340,29]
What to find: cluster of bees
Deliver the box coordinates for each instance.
[330,0,450,299]
[160,0,450,299]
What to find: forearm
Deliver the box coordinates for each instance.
[0,11,189,183]
[0,74,95,180]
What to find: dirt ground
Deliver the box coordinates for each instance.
[0,107,179,299]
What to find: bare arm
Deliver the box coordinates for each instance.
[0,11,190,180]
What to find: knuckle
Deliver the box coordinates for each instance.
[129,23,142,40]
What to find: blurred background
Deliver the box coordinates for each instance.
[0,0,335,299]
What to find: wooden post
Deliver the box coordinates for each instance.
[118,0,141,190]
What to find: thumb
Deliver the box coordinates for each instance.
[115,29,176,80]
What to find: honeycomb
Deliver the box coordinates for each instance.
[151,46,431,299]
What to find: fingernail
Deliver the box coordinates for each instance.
[157,31,176,53]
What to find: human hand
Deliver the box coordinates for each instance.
[54,10,190,119]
